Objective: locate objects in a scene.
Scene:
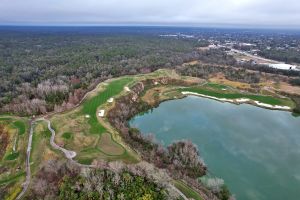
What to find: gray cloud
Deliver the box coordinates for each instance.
[0,0,299,27]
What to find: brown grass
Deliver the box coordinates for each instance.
[98,133,124,155]
[209,73,251,89]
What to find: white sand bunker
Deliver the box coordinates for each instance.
[107,97,114,103]
[124,86,131,92]
[98,110,105,117]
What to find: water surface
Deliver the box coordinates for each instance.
[130,96,300,200]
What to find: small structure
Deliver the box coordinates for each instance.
[98,110,105,117]
[154,81,159,85]
[85,114,90,118]
[107,98,114,103]
[124,86,130,92]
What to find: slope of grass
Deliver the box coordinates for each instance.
[12,120,26,135]
[206,82,228,90]
[173,180,203,200]
[81,77,133,134]
[98,133,125,155]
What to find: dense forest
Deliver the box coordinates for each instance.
[26,159,174,200]
[0,31,202,115]
[1,28,299,115]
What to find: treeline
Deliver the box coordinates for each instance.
[2,30,298,115]
[259,49,300,64]
[289,78,300,86]
[0,32,203,115]
[26,159,178,200]
[176,64,261,84]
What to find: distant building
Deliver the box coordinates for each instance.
[266,63,300,71]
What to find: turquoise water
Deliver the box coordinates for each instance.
[129,96,300,200]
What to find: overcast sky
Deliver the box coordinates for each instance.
[0,0,299,28]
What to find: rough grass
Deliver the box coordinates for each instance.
[0,116,28,198]
[30,121,59,173]
[98,133,125,155]
[180,87,293,107]
[81,77,133,135]
[78,158,94,165]
[173,180,203,200]
[0,172,25,185]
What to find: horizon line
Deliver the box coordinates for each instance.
[1,24,300,31]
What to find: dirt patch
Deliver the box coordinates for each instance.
[0,124,9,160]
[278,82,300,95]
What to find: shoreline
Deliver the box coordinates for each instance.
[181,91,291,111]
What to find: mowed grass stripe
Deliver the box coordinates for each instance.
[82,77,133,134]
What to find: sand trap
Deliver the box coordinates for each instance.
[98,110,105,117]
[254,101,290,110]
[107,98,114,103]
[182,92,235,102]
[235,98,250,103]
[124,86,131,92]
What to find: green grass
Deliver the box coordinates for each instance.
[206,83,228,90]
[81,77,133,134]
[42,128,52,138]
[62,132,73,140]
[173,180,203,200]
[180,87,292,107]
[5,152,20,160]
[12,120,26,135]
[78,158,94,165]
[0,117,12,121]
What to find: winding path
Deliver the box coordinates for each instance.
[44,118,77,159]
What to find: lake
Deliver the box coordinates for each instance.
[129,96,300,200]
